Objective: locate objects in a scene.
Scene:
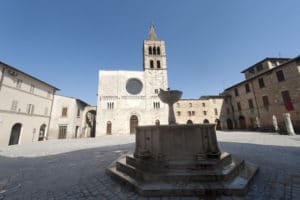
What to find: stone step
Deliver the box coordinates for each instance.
[106,159,259,196]
[116,156,244,182]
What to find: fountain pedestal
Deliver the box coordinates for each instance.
[106,89,258,196]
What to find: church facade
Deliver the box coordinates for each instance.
[96,26,169,135]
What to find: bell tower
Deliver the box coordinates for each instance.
[143,24,168,97]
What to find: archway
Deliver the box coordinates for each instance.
[227,119,233,129]
[203,119,209,124]
[9,123,22,145]
[239,116,247,129]
[130,115,138,134]
[38,124,46,141]
[187,120,193,124]
[106,121,112,135]
[215,119,221,130]
[86,110,96,137]
[155,120,160,126]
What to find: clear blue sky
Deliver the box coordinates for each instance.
[1,0,299,105]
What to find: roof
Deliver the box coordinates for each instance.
[55,94,89,106]
[241,57,290,73]
[0,61,59,90]
[146,24,158,41]
[224,55,300,91]
[199,95,225,100]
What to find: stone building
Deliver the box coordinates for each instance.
[96,25,168,135]
[0,61,58,146]
[222,56,300,132]
[48,94,96,139]
[174,96,225,129]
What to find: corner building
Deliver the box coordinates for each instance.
[96,25,168,135]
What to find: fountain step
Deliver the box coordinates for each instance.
[107,159,258,196]
[127,152,232,171]
[116,154,244,182]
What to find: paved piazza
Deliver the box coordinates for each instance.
[0,131,299,200]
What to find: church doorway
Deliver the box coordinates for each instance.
[227,119,233,129]
[130,115,138,134]
[9,123,22,145]
[187,120,193,124]
[38,124,46,141]
[106,121,112,135]
[215,119,221,130]
[239,116,247,129]
[203,119,209,124]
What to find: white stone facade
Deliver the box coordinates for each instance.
[0,61,58,146]
[48,94,90,139]
[96,26,169,135]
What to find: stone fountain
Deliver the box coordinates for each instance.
[106,89,258,196]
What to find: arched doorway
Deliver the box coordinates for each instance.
[86,110,96,137]
[130,115,138,134]
[227,119,233,129]
[187,120,193,124]
[9,123,22,145]
[215,119,221,130]
[106,121,112,135]
[239,116,247,129]
[155,120,160,126]
[203,119,209,124]
[38,124,46,141]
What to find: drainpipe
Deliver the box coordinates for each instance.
[249,81,261,128]
[0,67,5,91]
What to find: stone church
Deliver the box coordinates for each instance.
[96,25,169,135]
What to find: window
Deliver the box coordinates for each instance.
[58,126,67,139]
[153,47,156,55]
[214,108,218,115]
[281,90,294,111]
[44,107,49,115]
[276,70,285,82]
[262,96,269,107]
[189,103,192,107]
[202,102,205,107]
[245,83,250,93]
[157,60,161,68]
[203,111,207,115]
[248,99,254,109]
[248,68,255,75]
[11,100,18,111]
[258,78,265,88]
[62,107,68,117]
[107,102,114,109]
[237,102,241,111]
[271,61,277,67]
[188,111,192,116]
[234,88,239,96]
[77,108,80,117]
[256,64,263,71]
[157,47,161,55]
[191,111,195,116]
[27,104,34,114]
[154,89,159,94]
[16,79,22,89]
[177,111,181,116]
[153,102,160,109]
[150,60,154,68]
[30,84,35,93]
[148,46,152,55]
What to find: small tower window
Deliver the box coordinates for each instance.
[153,47,156,55]
[150,60,154,68]
[148,46,152,55]
[157,60,161,68]
[157,47,161,55]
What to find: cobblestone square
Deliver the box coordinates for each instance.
[0,131,299,200]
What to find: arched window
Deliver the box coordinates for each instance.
[106,121,112,135]
[157,47,161,55]
[38,124,46,141]
[203,119,209,123]
[157,60,161,68]
[153,47,156,55]
[148,46,152,55]
[150,60,154,68]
